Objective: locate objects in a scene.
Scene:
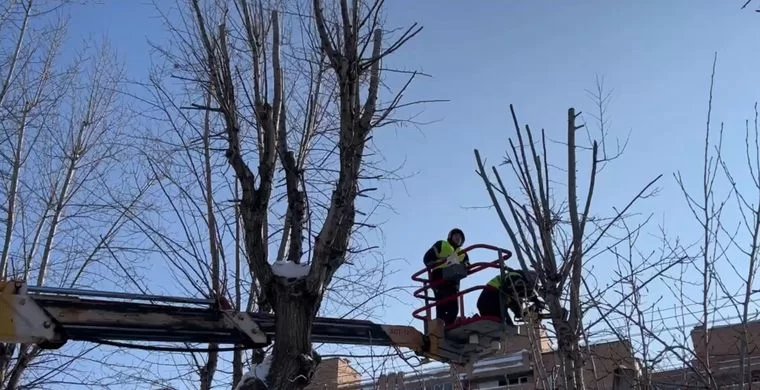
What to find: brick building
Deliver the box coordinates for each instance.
[650,319,760,388]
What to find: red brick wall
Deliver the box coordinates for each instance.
[306,358,361,390]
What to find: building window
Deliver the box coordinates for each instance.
[498,376,530,387]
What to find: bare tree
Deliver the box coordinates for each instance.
[122,71,412,389]
[0,2,158,388]
[713,100,760,388]
[474,84,662,388]
[140,0,423,388]
[590,54,725,390]
[658,53,760,389]
[580,53,760,390]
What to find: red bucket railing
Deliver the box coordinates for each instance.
[411,244,512,332]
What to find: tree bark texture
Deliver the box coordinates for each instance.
[267,283,320,388]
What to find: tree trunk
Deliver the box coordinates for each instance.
[233,348,243,389]
[545,289,582,390]
[267,283,320,390]
[199,351,218,390]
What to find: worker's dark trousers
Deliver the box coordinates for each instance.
[432,281,459,326]
[477,286,521,326]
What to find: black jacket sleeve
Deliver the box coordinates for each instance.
[423,241,444,266]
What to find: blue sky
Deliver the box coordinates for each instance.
[42,0,760,387]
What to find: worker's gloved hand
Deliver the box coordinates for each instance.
[445,254,460,265]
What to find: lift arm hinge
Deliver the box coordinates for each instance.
[0,281,61,345]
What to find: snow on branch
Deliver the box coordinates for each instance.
[271,260,310,280]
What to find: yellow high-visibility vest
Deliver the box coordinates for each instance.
[430,240,466,270]
[487,272,523,289]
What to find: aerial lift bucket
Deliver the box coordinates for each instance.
[411,244,520,369]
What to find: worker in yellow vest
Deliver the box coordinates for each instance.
[423,228,470,326]
[476,267,542,326]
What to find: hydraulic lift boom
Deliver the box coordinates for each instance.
[0,280,435,362]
